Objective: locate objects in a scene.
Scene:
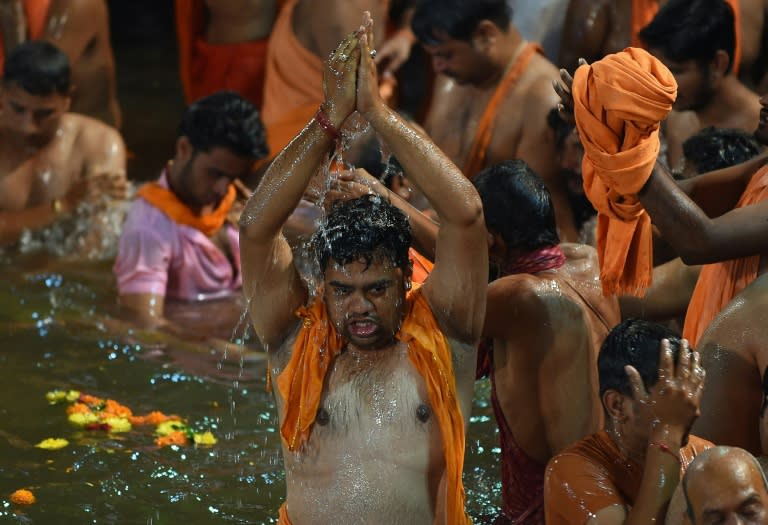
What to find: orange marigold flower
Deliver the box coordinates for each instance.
[66,403,92,415]
[144,411,178,425]
[128,415,146,426]
[78,394,103,406]
[154,431,188,447]
[104,399,132,418]
[10,489,35,505]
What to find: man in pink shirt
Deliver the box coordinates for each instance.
[114,91,268,330]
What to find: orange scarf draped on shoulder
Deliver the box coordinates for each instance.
[683,165,768,347]
[463,42,542,180]
[0,0,50,71]
[572,47,677,296]
[631,0,741,74]
[136,178,236,237]
[276,285,471,525]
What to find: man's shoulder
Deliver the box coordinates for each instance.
[66,113,123,148]
[547,432,615,479]
[122,194,177,238]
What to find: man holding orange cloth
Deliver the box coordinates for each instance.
[240,15,487,525]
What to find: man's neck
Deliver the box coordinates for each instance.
[475,28,525,90]
[165,161,204,215]
[696,76,752,125]
[605,424,647,466]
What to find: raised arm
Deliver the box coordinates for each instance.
[43,0,104,66]
[558,0,611,74]
[239,32,360,349]
[356,23,487,343]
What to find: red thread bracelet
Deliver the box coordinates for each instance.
[314,106,340,141]
[649,441,681,464]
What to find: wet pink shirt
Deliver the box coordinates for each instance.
[114,174,241,301]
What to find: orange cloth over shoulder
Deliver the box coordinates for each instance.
[631,0,741,74]
[136,180,236,237]
[175,0,271,108]
[463,42,542,180]
[276,285,471,525]
[683,166,768,347]
[410,247,433,284]
[0,0,50,71]
[572,47,677,296]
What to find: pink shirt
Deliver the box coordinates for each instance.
[114,174,242,301]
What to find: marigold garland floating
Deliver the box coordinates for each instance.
[45,390,217,448]
[9,489,35,505]
[35,438,69,450]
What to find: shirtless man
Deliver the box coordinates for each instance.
[1,0,121,127]
[639,0,761,171]
[239,19,487,524]
[559,0,768,90]
[474,160,619,523]
[0,41,126,250]
[176,0,277,107]
[412,0,578,241]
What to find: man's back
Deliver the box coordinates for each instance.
[483,243,619,518]
[44,0,120,127]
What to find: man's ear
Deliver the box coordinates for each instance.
[175,136,193,164]
[603,389,627,422]
[711,49,731,80]
[472,20,500,51]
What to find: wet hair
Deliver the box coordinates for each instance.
[312,194,412,274]
[3,41,70,96]
[682,447,768,523]
[682,127,761,175]
[547,107,576,152]
[178,91,268,159]
[638,0,736,74]
[473,159,560,251]
[598,319,683,398]
[412,0,511,45]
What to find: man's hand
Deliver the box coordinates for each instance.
[374,28,414,80]
[356,13,384,119]
[322,30,361,128]
[321,169,386,209]
[62,172,130,214]
[552,59,587,125]
[626,338,705,433]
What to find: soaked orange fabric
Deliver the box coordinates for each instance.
[544,430,713,524]
[175,0,269,107]
[682,165,768,347]
[463,42,542,180]
[0,0,50,71]
[276,285,471,525]
[631,0,741,75]
[410,247,433,284]
[136,182,236,237]
[572,47,677,296]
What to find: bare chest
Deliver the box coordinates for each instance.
[0,145,80,210]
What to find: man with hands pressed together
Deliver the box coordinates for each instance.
[239,14,487,525]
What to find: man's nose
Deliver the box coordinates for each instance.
[348,291,373,315]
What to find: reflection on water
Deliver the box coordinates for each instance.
[0,258,500,523]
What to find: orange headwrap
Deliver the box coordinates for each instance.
[572,47,677,296]
[631,0,741,75]
[276,285,471,525]
[682,165,768,347]
[136,181,236,237]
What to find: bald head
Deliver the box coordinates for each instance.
[683,447,768,524]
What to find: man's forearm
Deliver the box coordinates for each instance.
[240,115,336,242]
[0,202,65,247]
[624,425,685,525]
[366,106,481,225]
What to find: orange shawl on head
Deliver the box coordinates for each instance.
[276,285,471,525]
[572,47,677,296]
[136,180,236,237]
[0,0,50,71]
[631,0,741,74]
[463,42,542,180]
[682,165,768,347]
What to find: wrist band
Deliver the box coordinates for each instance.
[51,199,63,216]
[649,441,681,464]
[314,106,340,141]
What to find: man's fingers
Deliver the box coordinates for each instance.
[677,338,691,379]
[658,339,674,380]
[625,365,647,400]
